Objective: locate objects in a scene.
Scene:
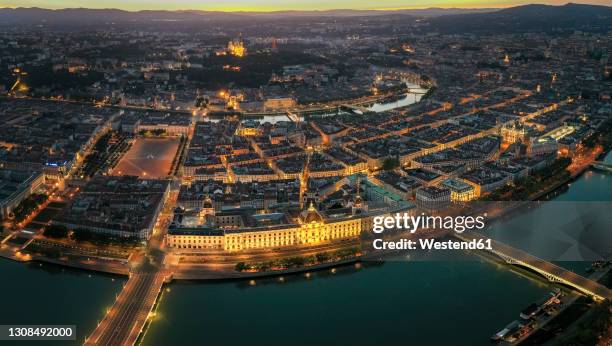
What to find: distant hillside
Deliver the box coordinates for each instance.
[0,8,240,25]
[430,3,612,33]
[266,8,495,17]
[0,7,494,25]
[1,4,609,32]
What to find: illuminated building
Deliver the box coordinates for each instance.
[171,178,413,253]
[401,44,414,53]
[263,97,297,111]
[544,125,576,141]
[167,203,365,252]
[235,120,261,137]
[461,168,511,197]
[415,186,451,209]
[500,122,533,144]
[441,178,476,202]
[228,38,246,57]
[226,95,240,110]
[165,228,225,250]
[527,136,558,157]
[136,122,191,136]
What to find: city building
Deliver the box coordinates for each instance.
[228,38,246,57]
[0,169,45,219]
[415,186,451,209]
[167,203,365,251]
[528,137,558,157]
[500,122,534,144]
[53,176,170,239]
[441,178,476,202]
[263,97,297,111]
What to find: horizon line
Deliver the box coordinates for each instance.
[1,3,605,14]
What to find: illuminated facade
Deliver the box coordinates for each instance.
[500,122,532,144]
[528,137,558,157]
[235,121,261,137]
[263,97,297,111]
[228,39,246,57]
[441,178,476,202]
[167,204,365,252]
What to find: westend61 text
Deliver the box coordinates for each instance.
[373,238,493,251]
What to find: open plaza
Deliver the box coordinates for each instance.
[112,137,181,179]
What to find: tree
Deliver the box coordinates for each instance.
[382,156,400,171]
[43,224,69,239]
[235,262,246,271]
[316,252,330,263]
[151,129,167,136]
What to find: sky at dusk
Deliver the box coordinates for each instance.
[0,0,609,11]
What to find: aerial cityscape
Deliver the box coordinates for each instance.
[0,2,611,345]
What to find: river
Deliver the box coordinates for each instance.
[1,151,609,346]
[0,260,125,345]
[208,83,428,124]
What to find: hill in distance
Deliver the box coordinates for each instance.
[0,3,609,33]
[0,7,494,25]
[430,3,612,33]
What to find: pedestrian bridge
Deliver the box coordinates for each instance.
[455,232,611,302]
[591,161,612,173]
[286,111,300,123]
[340,104,371,114]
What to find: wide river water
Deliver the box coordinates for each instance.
[1,151,610,346]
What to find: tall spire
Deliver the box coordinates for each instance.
[354,177,363,208]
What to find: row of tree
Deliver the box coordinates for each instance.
[235,247,360,272]
[482,157,572,201]
[12,194,47,222]
[582,117,612,151]
[43,224,140,247]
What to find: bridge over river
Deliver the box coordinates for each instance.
[455,231,611,301]
[84,269,170,346]
[591,161,612,173]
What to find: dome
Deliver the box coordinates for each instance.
[203,197,213,209]
[301,203,324,224]
[354,194,363,207]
